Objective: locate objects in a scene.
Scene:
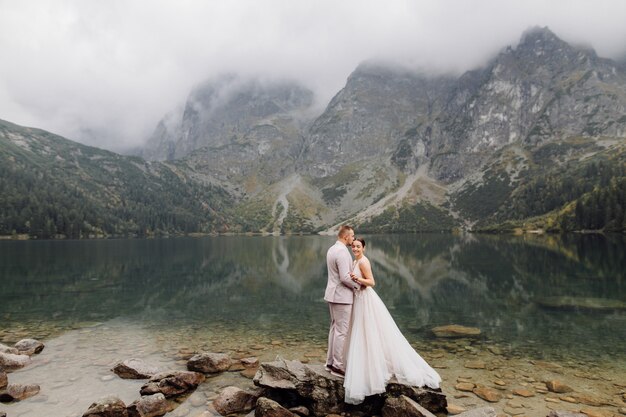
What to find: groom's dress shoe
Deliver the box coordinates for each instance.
[330,367,345,378]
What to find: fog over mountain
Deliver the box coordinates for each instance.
[1,0,626,152]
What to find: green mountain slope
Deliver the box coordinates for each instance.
[0,120,233,238]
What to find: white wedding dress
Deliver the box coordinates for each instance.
[343,257,441,405]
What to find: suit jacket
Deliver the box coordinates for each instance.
[324,241,360,304]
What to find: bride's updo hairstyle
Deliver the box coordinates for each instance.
[355,238,366,248]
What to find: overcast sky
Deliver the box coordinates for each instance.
[1,0,625,151]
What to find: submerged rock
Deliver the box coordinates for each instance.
[0,351,31,371]
[83,396,128,417]
[254,359,446,416]
[431,325,481,338]
[0,343,19,355]
[14,338,45,355]
[213,386,261,415]
[536,296,626,311]
[112,359,160,379]
[187,352,231,373]
[127,393,171,417]
[454,407,496,417]
[545,380,573,393]
[0,383,40,402]
[140,371,205,398]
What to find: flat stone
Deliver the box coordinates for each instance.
[432,325,481,338]
[112,359,160,379]
[512,389,534,398]
[228,362,246,371]
[454,407,497,417]
[255,397,297,417]
[455,382,476,392]
[382,395,436,417]
[493,380,506,386]
[547,411,586,417]
[240,368,258,379]
[187,352,231,373]
[572,393,611,406]
[560,396,578,403]
[546,380,573,393]
[472,386,502,403]
[14,339,45,355]
[83,396,128,417]
[0,383,40,402]
[579,408,615,417]
[447,404,467,415]
[464,361,486,369]
[241,357,259,367]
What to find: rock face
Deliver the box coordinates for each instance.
[213,386,261,415]
[14,338,45,355]
[0,351,31,371]
[255,397,297,417]
[253,359,446,416]
[140,371,205,398]
[112,359,160,379]
[187,352,232,373]
[432,325,481,338]
[83,396,128,417]
[381,395,436,417]
[0,383,40,402]
[127,393,171,417]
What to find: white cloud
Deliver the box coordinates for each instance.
[0,0,625,151]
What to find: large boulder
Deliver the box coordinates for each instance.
[254,359,446,416]
[83,396,128,417]
[14,339,45,355]
[112,359,160,379]
[0,352,31,371]
[0,383,40,402]
[382,395,436,417]
[187,352,231,373]
[0,370,7,389]
[127,393,171,417]
[213,386,261,415]
[140,371,205,398]
[255,397,297,417]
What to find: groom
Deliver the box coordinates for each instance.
[324,225,361,378]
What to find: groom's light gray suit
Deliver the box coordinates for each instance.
[325,241,360,372]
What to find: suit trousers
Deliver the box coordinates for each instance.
[326,302,352,372]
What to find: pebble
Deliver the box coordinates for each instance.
[455,382,475,392]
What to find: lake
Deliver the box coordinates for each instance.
[1,233,625,416]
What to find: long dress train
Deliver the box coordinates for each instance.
[343,258,441,405]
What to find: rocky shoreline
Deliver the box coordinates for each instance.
[1,324,625,417]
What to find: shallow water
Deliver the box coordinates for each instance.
[1,234,625,416]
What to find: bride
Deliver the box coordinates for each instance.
[343,238,441,405]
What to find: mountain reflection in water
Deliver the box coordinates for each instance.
[0,233,624,360]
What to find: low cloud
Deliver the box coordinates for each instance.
[1,0,625,151]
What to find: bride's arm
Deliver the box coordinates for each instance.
[354,258,375,287]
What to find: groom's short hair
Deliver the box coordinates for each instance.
[338,225,354,238]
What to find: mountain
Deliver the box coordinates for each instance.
[0,119,233,238]
[3,27,625,238]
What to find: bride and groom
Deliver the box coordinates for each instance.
[324,225,441,405]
